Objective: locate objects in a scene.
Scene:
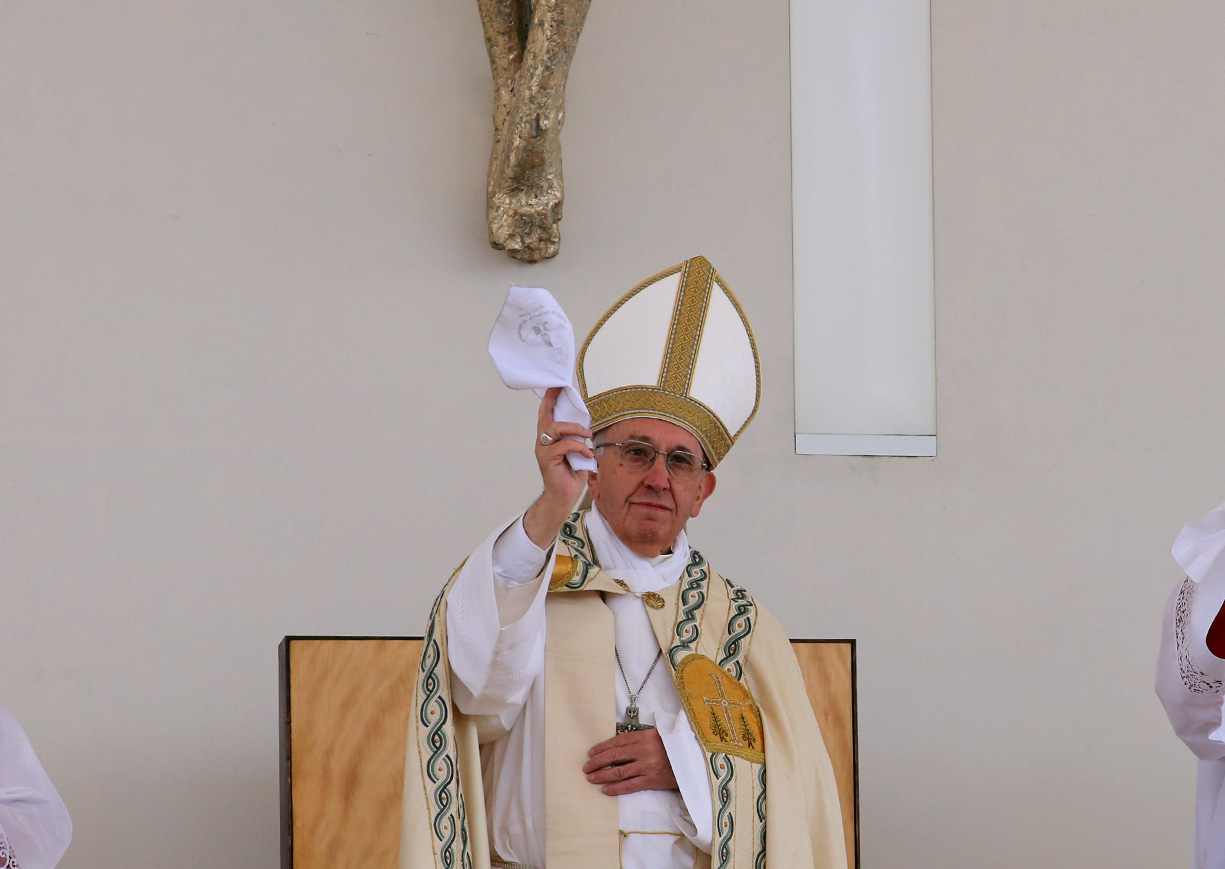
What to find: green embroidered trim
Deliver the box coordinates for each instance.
[717,576,756,680]
[418,575,472,868]
[556,512,598,590]
[669,550,711,669]
[755,763,767,869]
[710,752,736,869]
[559,512,592,563]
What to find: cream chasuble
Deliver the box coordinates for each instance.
[401,510,846,869]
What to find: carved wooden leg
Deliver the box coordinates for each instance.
[477,0,591,262]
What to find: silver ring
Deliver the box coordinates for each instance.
[539,432,556,446]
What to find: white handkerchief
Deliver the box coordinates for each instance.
[0,787,47,806]
[1211,696,1225,745]
[488,285,596,472]
[1175,500,1225,584]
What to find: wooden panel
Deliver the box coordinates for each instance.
[791,640,858,869]
[284,638,422,869]
[281,637,857,869]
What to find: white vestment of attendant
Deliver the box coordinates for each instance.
[445,504,713,869]
[1158,500,1225,869]
[0,701,71,869]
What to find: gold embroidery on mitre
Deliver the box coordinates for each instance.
[585,387,732,467]
[549,555,580,590]
[659,256,714,396]
[674,653,765,764]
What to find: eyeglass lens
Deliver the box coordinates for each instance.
[618,442,702,478]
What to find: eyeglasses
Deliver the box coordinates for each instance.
[593,440,709,482]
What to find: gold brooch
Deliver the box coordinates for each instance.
[612,578,667,609]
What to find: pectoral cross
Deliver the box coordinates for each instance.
[615,647,663,733]
[617,702,656,734]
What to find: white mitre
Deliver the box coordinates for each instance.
[577,255,761,467]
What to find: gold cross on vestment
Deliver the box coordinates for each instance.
[702,672,746,746]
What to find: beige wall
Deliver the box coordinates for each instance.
[0,1,1217,866]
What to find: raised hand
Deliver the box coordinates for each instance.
[523,386,593,548]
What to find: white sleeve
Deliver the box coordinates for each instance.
[0,702,72,869]
[657,710,713,854]
[1157,577,1225,761]
[445,516,555,739]
[492,514,550,588]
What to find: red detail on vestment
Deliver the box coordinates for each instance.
[0,831,20,869]
[1207,599,1225,659]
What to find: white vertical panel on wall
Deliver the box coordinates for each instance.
[791,0,936,457]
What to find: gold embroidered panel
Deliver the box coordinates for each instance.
[549,555,579,590]
[674,653,765,765]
